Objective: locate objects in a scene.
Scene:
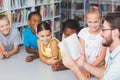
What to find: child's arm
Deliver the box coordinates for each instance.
[79,37,91,78]
[0,44,6,52]
[79,37,106,67]
[6,45,19,57]
[79,37,85,53]
[37,40,59,65]
[0,44,6,59]
[25,47,38,54]
[0,44,19,58]
[50,39,59,58]
[91,46,107,67]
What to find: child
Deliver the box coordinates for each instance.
[62,19,81,39]
[37,22,67,71]
[0,14,22,59]
[23,11,41,62]
[78,6,107,78]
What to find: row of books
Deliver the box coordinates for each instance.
[61,1,120,12]
[10,3,61,27]
[35,0,55,4]
[35,4,60,20]
[61,12,71,22]
[10,8,31,27]
[61,1,71,9]
[0,0,60,10]
[10,0,26,9]
[72,2,120,12]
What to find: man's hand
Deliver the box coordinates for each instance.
[61,52,77,70]
[76,53,86,68]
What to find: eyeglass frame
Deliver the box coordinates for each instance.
[101,23,115,32]
[101,28,114,32]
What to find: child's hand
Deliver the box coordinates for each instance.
[0,52,4,59]
[3,51,10,58]
[25,56,34,62]
[47,57,59,65]
[51,61,68,71]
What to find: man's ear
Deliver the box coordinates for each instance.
[112,28,119,37]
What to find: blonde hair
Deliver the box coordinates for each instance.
[86,6,102,19]
[0,14,9,23]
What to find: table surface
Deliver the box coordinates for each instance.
[0,47,77,80]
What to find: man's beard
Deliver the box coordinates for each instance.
[102,38,113,47]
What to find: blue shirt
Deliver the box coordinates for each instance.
[23,27,38,49]
[104,45,120,80]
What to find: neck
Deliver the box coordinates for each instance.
[89,27,101,35]
[109,39,120,52]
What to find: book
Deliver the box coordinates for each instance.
[58,33,83,60]
[0,0,3,10]
[10,11,14,26]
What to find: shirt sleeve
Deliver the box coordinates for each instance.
[78,28,86,40]
[14,29,22,45]
[23,30,30,47]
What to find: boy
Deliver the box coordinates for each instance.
[23,11,41,62]
[62,19,80,39]
[0,14,22,59]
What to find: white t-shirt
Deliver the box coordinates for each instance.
[78,27,103,64]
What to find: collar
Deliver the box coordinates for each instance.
[109,45,120,60]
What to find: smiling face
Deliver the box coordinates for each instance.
[38,30,52,45]
[86,13,101,32]
[28,14,41,33]
[0,17,10,36]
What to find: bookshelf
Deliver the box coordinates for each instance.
[61,0,120,28]
[0,0,62,41]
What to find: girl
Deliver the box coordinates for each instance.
[78,6,107,78]
[37,22,67,71]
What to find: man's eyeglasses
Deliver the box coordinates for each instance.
[102,28,114,32]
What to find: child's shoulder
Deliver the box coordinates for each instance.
[24,27,31,33]
[80,27,89,32]
[10,28,20,35]
[78,27,89,35]
[50,37,59,45]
